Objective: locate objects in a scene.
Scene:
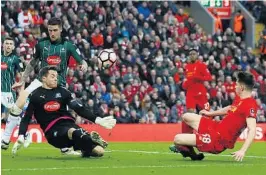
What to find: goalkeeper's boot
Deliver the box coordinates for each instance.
[169,145,205,161]
[1,140,10,150]
[90,131,108,149]
[61,148,81,156]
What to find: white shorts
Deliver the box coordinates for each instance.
[25,79,42,94]
[1,92,15,109]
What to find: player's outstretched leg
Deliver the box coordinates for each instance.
[3,80,43,149]
[1,110,21,150]
[170,134,205,161]
[2,88,33,149]
[69,128,105,158]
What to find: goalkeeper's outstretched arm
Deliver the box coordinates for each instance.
[67,99,116,129]
[67,98,98,122]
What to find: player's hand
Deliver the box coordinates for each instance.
[95,116,116,129]
[80,64,88,73]
[199,110,211,116]
[12,135,25,155]
[12,81,24,90]
[231,150,246,161]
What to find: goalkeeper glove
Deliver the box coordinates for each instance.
[95,116,116,129]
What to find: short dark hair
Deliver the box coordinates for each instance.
[48,17,62,26]
[236,71,254,90]
[4,36,14,42]
[39,66,58,79]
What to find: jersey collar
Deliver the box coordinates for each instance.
[51,38,63,44]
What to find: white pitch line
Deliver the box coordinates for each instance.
[2,164,264,172]
[7,147,266,159]
[108,150,266,159]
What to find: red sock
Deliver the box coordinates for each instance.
[182,122,193,133]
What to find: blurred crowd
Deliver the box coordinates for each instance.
[1,1,265,124]
[240,0,266,24]
[240,0,266,61]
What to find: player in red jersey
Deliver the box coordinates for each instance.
[182,48,212,113]
[179,48,212,160]
[170,71,257,161]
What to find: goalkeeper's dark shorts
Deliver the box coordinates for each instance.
[45,120,97,153]
[45,119,80,149]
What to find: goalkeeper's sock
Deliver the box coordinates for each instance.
[2,115,20,143]
[181,122,193,133]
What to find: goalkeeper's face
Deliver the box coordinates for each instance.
[48,25,62,41]
[43,70,58,89]
[189,51,198,63]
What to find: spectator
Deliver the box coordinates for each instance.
[129,109,140,123]
[137,2,151,19]
[175,8,188,23]
[18,5,33,29]
[212,9,223,32]
[91,27,104,48]
[260,30,266,61]
[233,10,246,40]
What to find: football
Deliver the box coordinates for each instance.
[97,49,117,69]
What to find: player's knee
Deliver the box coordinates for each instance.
[10,104,23,116]
[67,128,76,140]
[181,113,190,122]
[182,112,199,122]
[174,135,185,145]
[92,145,105,157]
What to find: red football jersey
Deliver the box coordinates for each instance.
[182,60,212,95]
[217,97,258,148]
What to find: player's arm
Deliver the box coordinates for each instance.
[68,42,88,72]
[68,98,98,122]
[65,89,116,129]
[12,100,34,155]
[14,57,25,80]
[199,106,231,117]
[18,102,34,136]
[231,117,256,161]
[240,118,256,152]
[190,64,212,82]
[15,43,40,87]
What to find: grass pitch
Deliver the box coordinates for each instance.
[1,142,266,175]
